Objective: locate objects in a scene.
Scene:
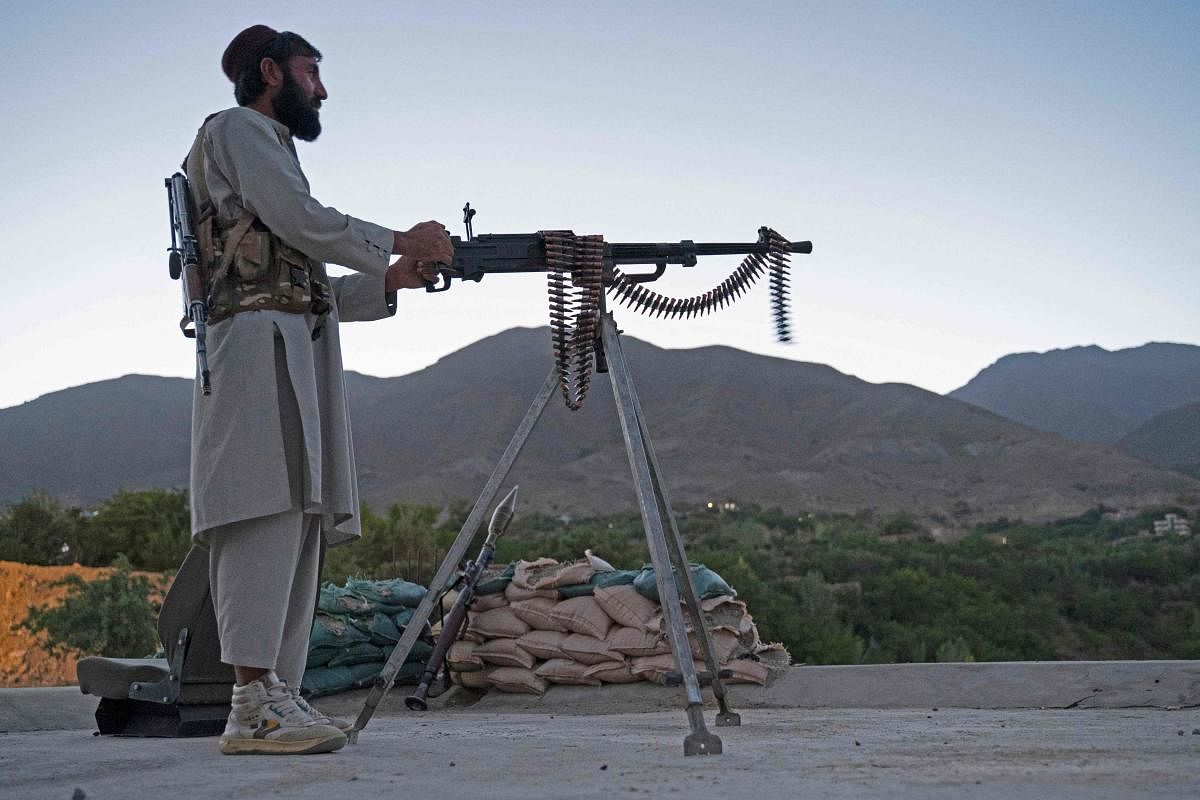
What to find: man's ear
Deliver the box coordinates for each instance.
[259,57,284,88]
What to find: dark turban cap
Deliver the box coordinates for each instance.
[221,25,278,82]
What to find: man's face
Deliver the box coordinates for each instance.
[272,55,327,142]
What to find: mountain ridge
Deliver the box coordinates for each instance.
[2,328,1196,522]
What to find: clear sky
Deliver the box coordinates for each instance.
[0,1,1195,410]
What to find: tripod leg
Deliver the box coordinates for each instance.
[601,315,722,757]
[613,367,742,726]
[349,367,559,742]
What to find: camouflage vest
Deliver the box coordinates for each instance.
[184,114,332,340]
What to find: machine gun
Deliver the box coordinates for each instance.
[405,485,519,711]
[424,204,812,410]
[165,172,211,395]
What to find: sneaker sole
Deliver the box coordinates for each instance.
[219,731,347,755]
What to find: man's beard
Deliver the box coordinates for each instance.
[273,72,321,141]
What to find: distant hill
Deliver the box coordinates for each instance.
[1117,402,1200,479]
[2,328,1197,524]
[949,343,1200,444]
[0,374,192,508]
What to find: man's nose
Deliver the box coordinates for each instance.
[315,80,328,101]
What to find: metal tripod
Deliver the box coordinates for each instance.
[352,313,741,755]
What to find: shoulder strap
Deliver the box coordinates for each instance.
[183,112,221,214]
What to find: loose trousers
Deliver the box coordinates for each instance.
[207,510,320,689]
[205,326,321,690]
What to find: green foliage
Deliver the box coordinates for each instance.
[0,492,85,564]
[8,486,1196,668]
[322,502,450,582]
[0,489,190,570]
[80,489,191,570]
[18,555,160,658]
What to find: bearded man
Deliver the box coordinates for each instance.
[184,25,452,755]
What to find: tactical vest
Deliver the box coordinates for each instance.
[183,114,332,340]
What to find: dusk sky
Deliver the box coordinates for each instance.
[0,1,1195,411]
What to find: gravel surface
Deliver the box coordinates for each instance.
[4,707,1198,799]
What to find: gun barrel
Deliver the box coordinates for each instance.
[609,240,812,264]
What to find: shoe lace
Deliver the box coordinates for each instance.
[261,683,313,726]
[288,687,327,721]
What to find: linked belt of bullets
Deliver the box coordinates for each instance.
[544,227,794,411]
[545,231,605,411]
[609,228,794,343]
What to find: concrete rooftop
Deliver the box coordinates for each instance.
[2,661,1198,800]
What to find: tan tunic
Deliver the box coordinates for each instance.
[188,106,394,546]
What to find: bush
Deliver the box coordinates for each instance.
[0,492,85,565]
[18,555,160,658]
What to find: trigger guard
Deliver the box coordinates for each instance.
[424,273,453,293]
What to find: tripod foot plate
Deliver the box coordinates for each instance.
[684,730,723,756]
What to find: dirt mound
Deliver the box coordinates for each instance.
[0,560,168,688]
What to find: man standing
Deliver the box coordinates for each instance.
[185,25,453,755]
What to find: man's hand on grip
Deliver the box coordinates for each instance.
[394,221,454,265]
[386,255,441,292]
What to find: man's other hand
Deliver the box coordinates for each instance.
[394,221,454,265]
[386,255,441,292]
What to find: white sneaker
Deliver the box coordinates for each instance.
[219,671,346,755]
[290,687,354,733]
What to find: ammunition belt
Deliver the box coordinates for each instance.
[543,231,605,411]
[608,227,794,343]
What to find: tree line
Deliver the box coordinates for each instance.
[4,490,1197,664]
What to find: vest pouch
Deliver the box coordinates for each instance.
[274,242,314,311]
[233,229,272,283]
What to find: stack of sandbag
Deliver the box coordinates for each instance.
[302,577,434,698]
[444,556,791,695]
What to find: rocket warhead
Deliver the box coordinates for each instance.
[487,485,519,541]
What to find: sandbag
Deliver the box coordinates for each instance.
[310,613,371,650]
[753,642,793,671]
[467,606,530,639]
[471,593,509,612]
[632,564,735,603]
[607,626,670,657]
[513,557,596,591]
[301,660,423,698]
[317,585,373,616]
[447,639,485,672]
[474,638,537,670]
[558,569,639,599]
[583,660,639,684]
[475,561,516,596]
[594,585,659,630]
[510,597,569,632]
[505,583,560,602]
[535,658,602,686]
[515,630,569,661]
[559,633,619,666]
[688,629,742,664]
[326,642,388,668]
[722,657,769,685]
[358,612,403,645]
[344,576,427,608]
[630,653,698,685]
[453,669,491,690]
[547,596,614,639]
[488,666,548,695]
